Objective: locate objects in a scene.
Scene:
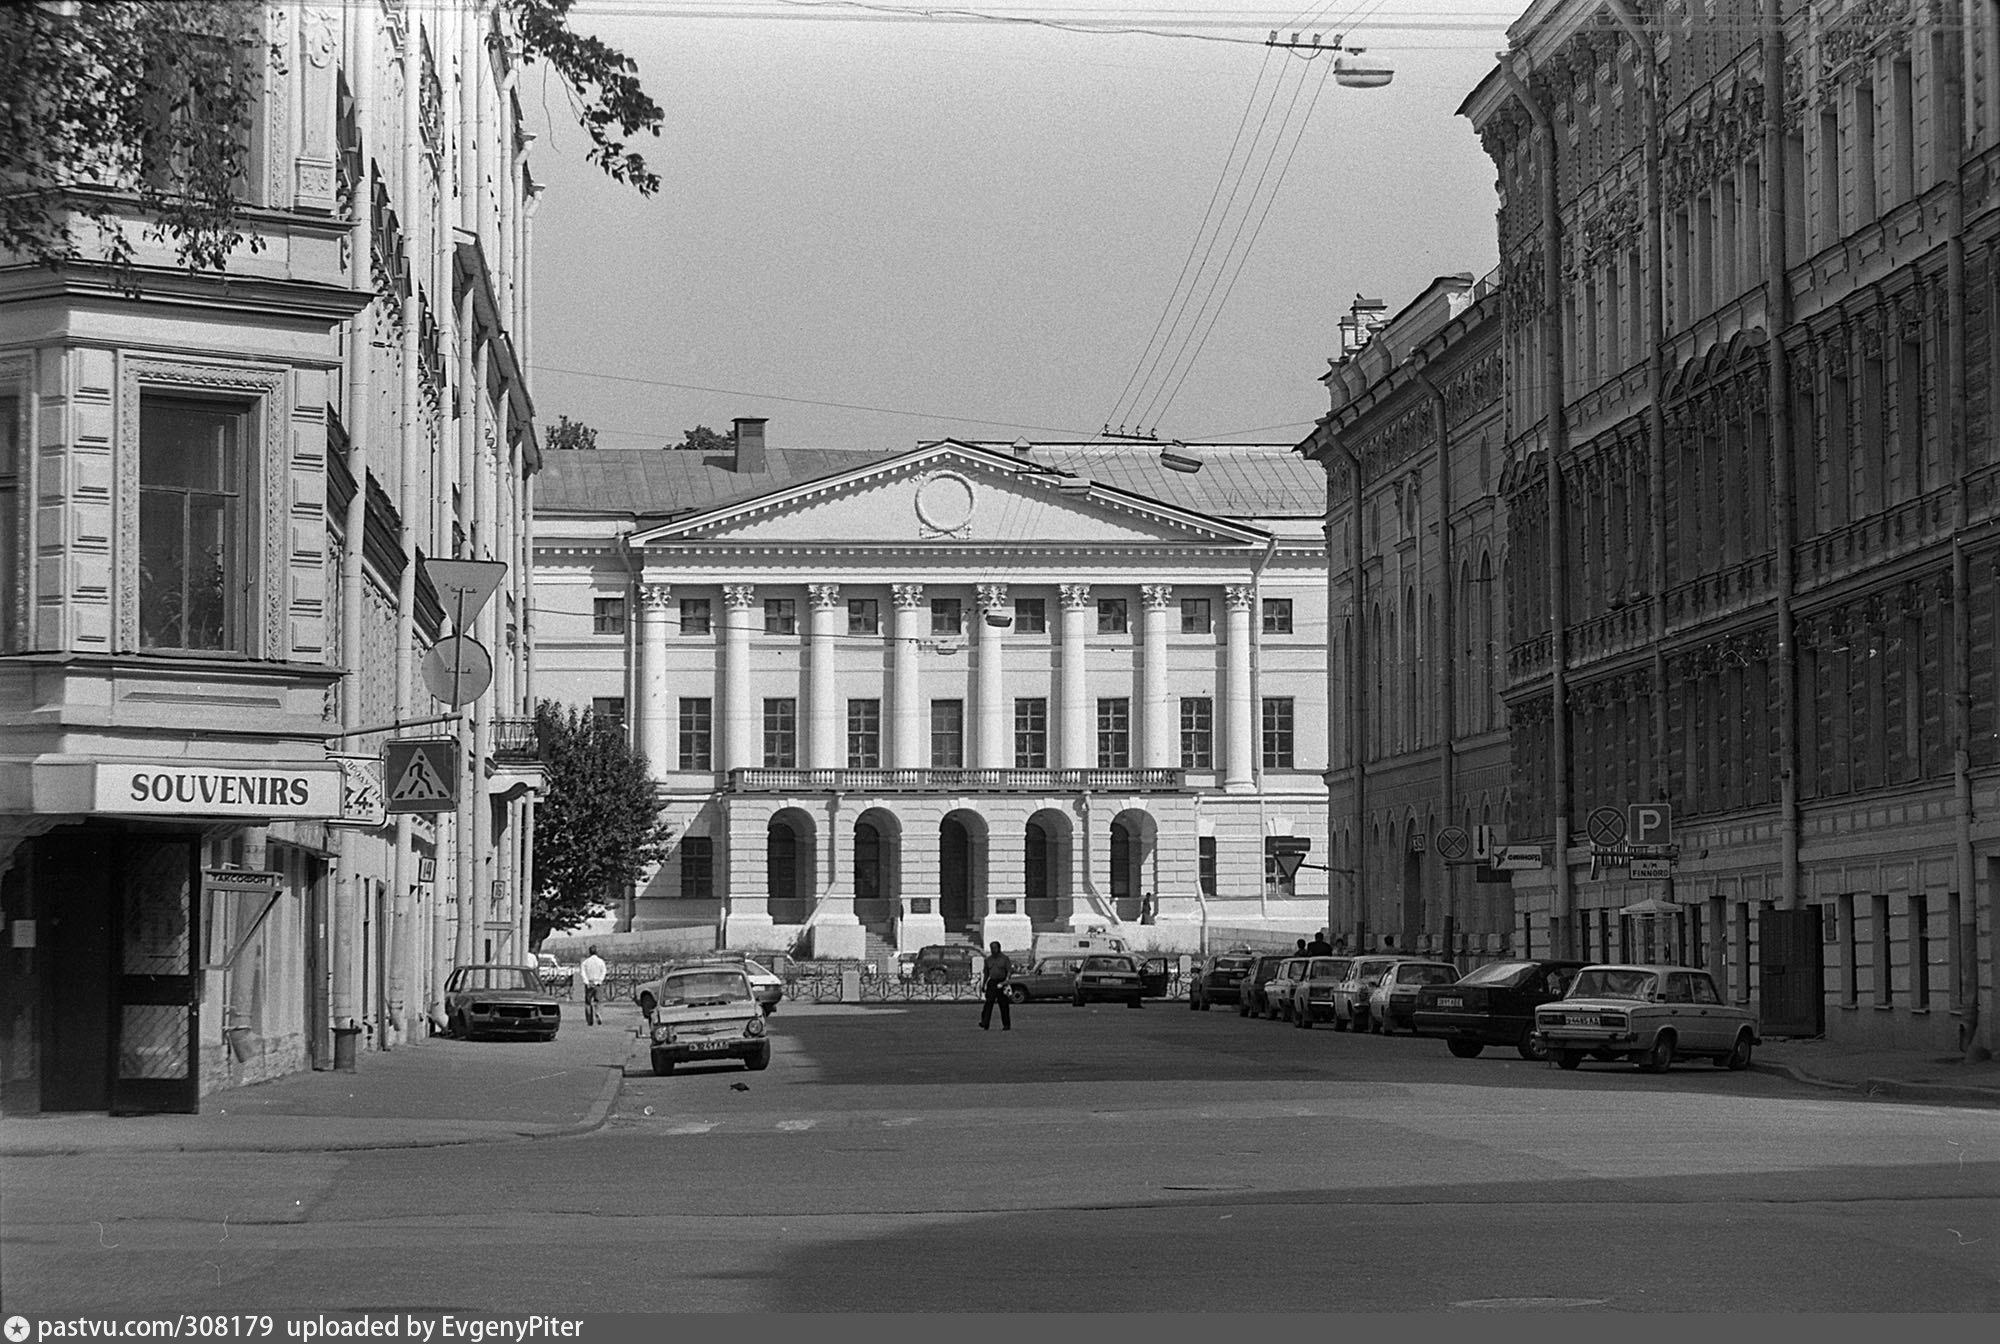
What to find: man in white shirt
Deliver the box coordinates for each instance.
[580,946,608,1025]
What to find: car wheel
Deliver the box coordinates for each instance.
[1556,1050,1585,1070]
[1517,1026,1550,1062]
[1640,1032,1675,1073]
[1238,1000,1250,1016]
[1721,1031,1753,1071]
[745,1045,771,1072]
[652,1055,674,1076]
[1010,985,1029,1005]
[450,1012,470,1041]
[1447,1040,1484,1059]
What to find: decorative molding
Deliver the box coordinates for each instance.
[891,583,926,610]
[1141,584,1174,610]
[976,583,1009,610]
[640,583,673,612]
[1225,584,1254,611]
[913,470,976,538]
[722,583,757,610]
[808,583,842,609]
[1059,583,1093,609]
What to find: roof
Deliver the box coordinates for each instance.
[535,439,1326,524]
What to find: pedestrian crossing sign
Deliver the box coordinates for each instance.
[384,737,458,813]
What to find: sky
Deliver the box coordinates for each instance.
[521,1,1525,454]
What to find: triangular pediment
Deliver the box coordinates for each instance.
[629,441,1269,549]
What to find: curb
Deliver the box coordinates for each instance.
[1750,1059,2000,1108]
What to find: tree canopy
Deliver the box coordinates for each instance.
[545,415,598,451]
[530,699,671,946]
[678,425,731,454]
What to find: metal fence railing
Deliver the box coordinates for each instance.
[563,958,1194,1008]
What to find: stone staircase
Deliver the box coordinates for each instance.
[862,926,899,973]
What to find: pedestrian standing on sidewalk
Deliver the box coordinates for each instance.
[979,941,1014,1031]
[580,945,607,1026]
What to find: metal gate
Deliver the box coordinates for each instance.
[112,839,201,1114]
[1757,905,1825,1039]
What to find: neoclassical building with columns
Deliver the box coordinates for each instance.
[533,424,1331,958]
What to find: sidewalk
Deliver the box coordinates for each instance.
[2,1020,1994,1158]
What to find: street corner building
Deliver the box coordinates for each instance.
[532,425,1336,961]
[0,2,545,1114]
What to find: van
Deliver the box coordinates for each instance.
[1030,929,1130,959]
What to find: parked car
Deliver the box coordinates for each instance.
[909,944,979,985]
[1238,953,1292,1017]
[443,964,561,1041]
[1366,960,1462,1034]
[1008,954,1090,1003]
[646,964,770,1075]
[1260,957,1312,1020]
[1412,958,1587,1060]
[1533,964,1761,1072]
[1330,955,1406,1032]
[1190,952,1255,1011]
[534,951,575,994]
[1288,956,1354,1027]
[636,955,783,1019]
[1071,954,1145,1008]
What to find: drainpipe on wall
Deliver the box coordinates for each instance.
[1414,368,1457,960]
[1496,53,1574,957]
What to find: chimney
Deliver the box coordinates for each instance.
[732,417,768,473]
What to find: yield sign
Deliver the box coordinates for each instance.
[384,737,458,814]
[422,558,507,628]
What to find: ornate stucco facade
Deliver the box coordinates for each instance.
[0,2,543,1112]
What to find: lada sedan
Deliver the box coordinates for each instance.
[1259,957,1312,1021]
[1330,955,1406,1032]
[1008,954,1090,1003]
[1366,960,1463,1034]
[1534,964,1760,1072]
[1071,954,1145,1008]
[1289,956,1354,1027]
[1189,952,1255,1011]
[443,964,561,1041]
[1412,958,1586,1059]
[647,965,770,1075]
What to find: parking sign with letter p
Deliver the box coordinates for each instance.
[1627,803,1672,847]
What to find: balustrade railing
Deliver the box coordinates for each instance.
[729,766,1185,793]
[1793,487,1951,589]
[491,717,539,761]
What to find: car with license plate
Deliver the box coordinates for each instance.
[1008,954,1090,1003]
[1189,951,1255,1011]
[1412,958,1587,1059]
[1288,956,1354,1027]
[1238,953,1293,1017]
[636,954,784,1018]
[443,964,562,1041]
[647,965,771,1074]
[1534,964,1760,1072]
[1329,955,1406,1032]
[1259,956,1312,1020]
[1071,954,1145,1008]
[1365,959,1463,1034]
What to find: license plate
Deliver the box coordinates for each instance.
[688,1039,729,1052]
[1435,997,1462,1009]
[1569,1014,1601,1027]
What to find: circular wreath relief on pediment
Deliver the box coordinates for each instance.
[914,470,976,536]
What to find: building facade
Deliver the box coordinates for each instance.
[1455,0,1995,1052]
[0,1,543,1113]
[1299,277,1514,963]
[533,426,1333,958]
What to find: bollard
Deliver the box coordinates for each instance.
[331,1023,362,1072]
[840,968,861,1003]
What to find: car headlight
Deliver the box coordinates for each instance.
[744,1016,766,1038]
[651,1023,674,1044]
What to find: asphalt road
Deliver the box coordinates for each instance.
[6,1000,1998,1312]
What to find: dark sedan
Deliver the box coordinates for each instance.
[1237,953,1293,1018]
[1412,958,1587,1060]
[443,964,561,1041]
[1189,952,1255,1010]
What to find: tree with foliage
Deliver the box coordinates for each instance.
[677,425,732,454]
[545,414,598,451]
[1,0,662,288]
[530,699,671,946]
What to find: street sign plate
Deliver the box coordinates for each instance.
[1628,802,1673,847]
[1495,844,1544,872]
[1631,858,1672,880]
[384,737,458,813]
[422,558,508,626]
[1586,806,1626,847]
[421,635,493,706]
[1434,825,1470,862]
[327,753,386,828]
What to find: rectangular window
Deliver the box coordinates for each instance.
[1096,697,1130,768]
[764,597,797,635]
[762,697,797,768]
[1909,893,1930,1008]
[1014,697,1048,769]
[1180,696,1213,769]
[140,396,250,652]
[1855,81,1877,226]
[1261,597,1293,634]
[930,597,962,636]
[1014,596,1046,633]
[678,836,714,900]
[1840,893,1859,1006]
[1198,836,1217,897]
[847,598,879,635]
[847,698,881,768]
[1873,893,1892,1006]
[931,699,965,768]
[679,597,711,636]
[591,697,626,729]
[1264,838,1297,899]
[1097,598,1127,634]
[0,390,18,654]
[1261,697,1295,768]
[592,596,627,635]
[1181,596,1212,634]
[677,697,712,770]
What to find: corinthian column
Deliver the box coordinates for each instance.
[637,583,671,778]
[722,584,758,773]
[1059,583,1093,768]
[976,583,1009,768]
[808,583,842,769]
[891,583,926,768]
[1223,583,1255,790]
[1141,583,1173,768]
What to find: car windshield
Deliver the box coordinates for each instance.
[1213,957,1253,972]
[1457,960,1535,987]
[743,960,771,977]
[1395,964,1459,986]
[1308,958,1347,977]
[1083,956,1133,972]
[1571,968,1657,1000]
[457,967,539,992]
[660,972,750,1005]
